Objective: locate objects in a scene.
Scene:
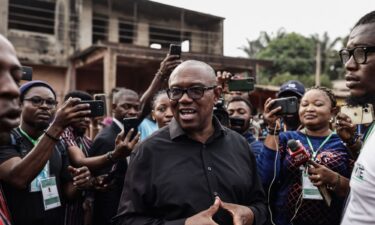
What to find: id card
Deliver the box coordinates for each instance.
[40,177,61,210]
[302,170,323,200]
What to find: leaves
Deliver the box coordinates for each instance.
[241,30,347,87]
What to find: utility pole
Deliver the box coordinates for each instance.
[315,41,321,86]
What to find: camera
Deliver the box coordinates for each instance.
[169,44,181,58]
[213,98,229,127]
[270,96,298,115]
[340,103,374,124]
[78,100,105,117]
[21,66,33,81]
[228,78,255,92]
[122,117,140,141]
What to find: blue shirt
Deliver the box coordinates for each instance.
[257,131,351,225]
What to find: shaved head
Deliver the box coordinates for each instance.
[169,60,217,86]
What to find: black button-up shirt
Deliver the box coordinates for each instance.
[114,117,267,225]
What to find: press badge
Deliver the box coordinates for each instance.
[40,177,61,210]
[301,168,323,200]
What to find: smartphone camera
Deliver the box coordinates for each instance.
[21,66,33,81]
[270,96,299,115]
[79,100,105,117]
[169,44,181,58]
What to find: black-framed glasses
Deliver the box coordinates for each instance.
[24,97,58,108]
[339,46,375,64]
[166,86,216,101]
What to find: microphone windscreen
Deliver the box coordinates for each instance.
[287,139,299,152]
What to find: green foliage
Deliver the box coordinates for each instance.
[258,72,332,88]
[256,33,315,76]
[241,30,347,84]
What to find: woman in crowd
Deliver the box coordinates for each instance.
[258,86,352,225]
[151,90,173,129]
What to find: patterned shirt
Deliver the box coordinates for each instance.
[258,131,352,225]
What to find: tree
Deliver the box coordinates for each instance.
[256,32,315,78]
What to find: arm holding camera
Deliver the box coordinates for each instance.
[262,98,282,151]
[0,98,91,189]
[139,53,182,120]
[65,127,140,170]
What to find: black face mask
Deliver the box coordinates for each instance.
[229,117,246,133]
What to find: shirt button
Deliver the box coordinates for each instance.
[213,192,218,196]
[207,167,212,171]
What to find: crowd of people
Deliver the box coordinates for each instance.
[0,9,374,225]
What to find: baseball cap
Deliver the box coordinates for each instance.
[277,80,305,98]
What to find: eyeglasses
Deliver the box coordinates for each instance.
[24,97,58,108]
[166,86,216,101]
[339,46,375,64]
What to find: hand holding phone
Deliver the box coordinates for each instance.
[169,44,181,58]
[270,96,299,115]
[228,78,255,92]
[78,100,105,117]
[123,117,141,141]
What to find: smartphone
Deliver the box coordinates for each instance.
[123,117,140,140]
[340,104,374,124]
[21,66,33,81]
[79,100,105,117]
[270,96,299,115]
[228,78,255,92]
[169,44,181,58]
[93,93,107,116]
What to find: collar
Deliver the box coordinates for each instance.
[169,116,226,141]
[112,118,124,130]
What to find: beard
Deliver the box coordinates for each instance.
[346,93,375,107]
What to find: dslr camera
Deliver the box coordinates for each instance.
[213,98,229,127]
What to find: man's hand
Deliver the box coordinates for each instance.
[335,112,356,143]
[185,197,221,225]
[53,98,91,130]
[216,71,233,93]
[220,199,254,225]
[112,128,140,159]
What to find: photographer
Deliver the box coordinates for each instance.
[0,81,94,225]
[276,80,305,131]
[227,96,263,158]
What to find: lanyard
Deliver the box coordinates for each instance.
[19,128,50,182]
[19,128,40,146]
[305,130,334,161]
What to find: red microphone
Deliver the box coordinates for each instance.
[287,139,310,167]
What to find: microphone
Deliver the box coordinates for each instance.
[287,139,310,167]
[287,139,332,206]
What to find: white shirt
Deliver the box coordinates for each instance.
[341,126,375,225]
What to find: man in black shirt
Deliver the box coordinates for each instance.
[114,60,267,225]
